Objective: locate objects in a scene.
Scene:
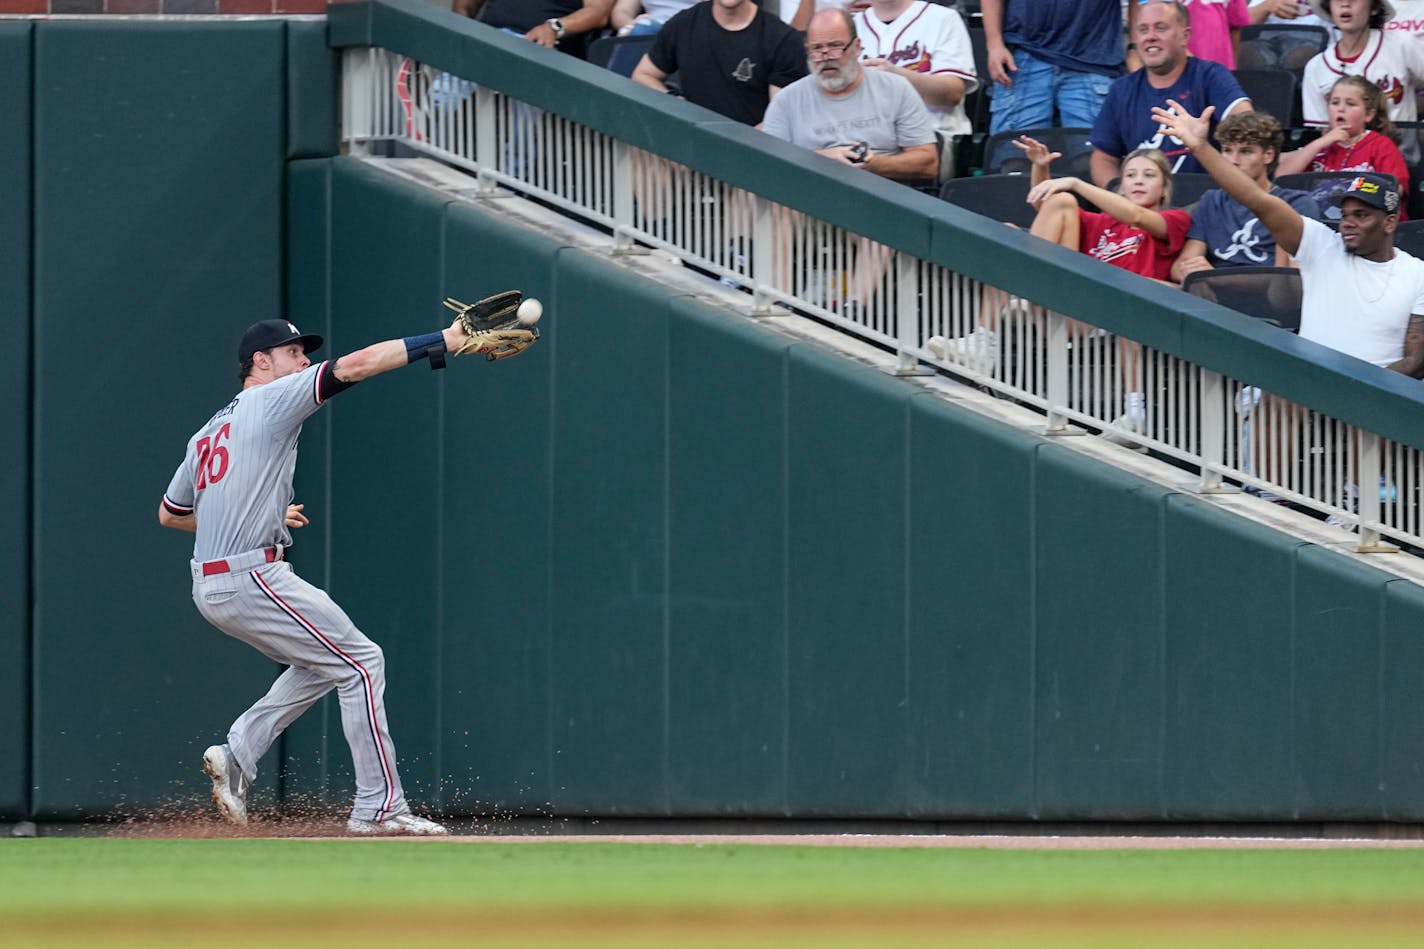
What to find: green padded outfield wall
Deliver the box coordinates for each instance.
[11,13,1424,823]
[269,157,1424,822]
[22,19,335,819]
[0,22,34,819]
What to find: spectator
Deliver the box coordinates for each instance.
[1248,0,1327,24]
[1301,0,1424,129]
[451,0,615,59]
[632,0,808,126]
[1090,0,1253,186]
[1279,74,1412,215]
[852,0,979,141]
[613,0,697,34]
[1134,0,1251,70]
[1171,110,1323,281]
[929,141,1191,420]
[1155,98,1424,375]
[762,8,938,309]
[980,0,1126,135]
[762,8,939,181]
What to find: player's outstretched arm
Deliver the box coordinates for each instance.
[1151,100,1303,256]
[332,318,471,383]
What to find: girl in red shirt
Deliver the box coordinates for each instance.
[1279,73,1410,218]
[1026,146,1193,443]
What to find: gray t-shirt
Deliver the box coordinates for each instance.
[164,362,328,562]
[761,68,937,156]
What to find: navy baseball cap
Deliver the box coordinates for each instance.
[1329,173,1401,215]
[237,319,324,363]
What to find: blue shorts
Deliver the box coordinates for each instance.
[988,49,1113,136]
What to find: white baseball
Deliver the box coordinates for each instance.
[517,298,543,326]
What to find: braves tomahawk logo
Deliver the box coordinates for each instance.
[1379,75,1406,106]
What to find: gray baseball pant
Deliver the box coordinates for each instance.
[191,558,407,822]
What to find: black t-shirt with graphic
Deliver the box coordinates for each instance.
[648,3,807,125]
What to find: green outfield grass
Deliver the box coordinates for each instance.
[4,838,1424,947]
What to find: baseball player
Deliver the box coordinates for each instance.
[158,310,532,835]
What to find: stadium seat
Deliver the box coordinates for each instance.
[1393,219,1424,258]
[1232,67,1300,128]
[981,127,1093,179]
[1168,172,1215,211]
[939,173,1037,228]
[1182,266,1303,332]
[587,33,656,78]
[1275,171,1400,223]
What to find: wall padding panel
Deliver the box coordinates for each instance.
[30,21,289,817]
[0,21,34,819]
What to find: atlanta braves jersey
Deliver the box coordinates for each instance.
[854,1,978,136]
[1301,30,1424,126]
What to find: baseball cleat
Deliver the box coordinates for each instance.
[346,810,449,836]
[202,744,250,826]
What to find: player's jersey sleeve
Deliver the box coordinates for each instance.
[260,361,331,435]
[162,448,198,516]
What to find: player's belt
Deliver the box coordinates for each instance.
[197,547,282,577]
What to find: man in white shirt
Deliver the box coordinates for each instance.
[1155,98,1424,373]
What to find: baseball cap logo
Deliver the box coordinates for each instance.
[1349,176,1380,195]
[287,321,299,334]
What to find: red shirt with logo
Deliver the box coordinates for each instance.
[1309,130,1412,220]
[1076,208,1193,281]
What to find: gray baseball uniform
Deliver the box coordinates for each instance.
[163,359,407,823]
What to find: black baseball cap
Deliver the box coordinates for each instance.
[1329,173,1401,215]
[237,319,324,363]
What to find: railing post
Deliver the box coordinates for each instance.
[611,140,637,254]
[474,85,498,193]
[750,194,777,314]
[1044,310,1071,434]
[1197,368,1229,492]
[342,49,373,156]
[891,254,928,375]
[1356,431,1396,552]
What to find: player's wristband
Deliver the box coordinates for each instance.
[404,331,448,370]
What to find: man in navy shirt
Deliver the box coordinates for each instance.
[1089,0,1252,187]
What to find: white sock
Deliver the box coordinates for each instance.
[1125,391,1146,422]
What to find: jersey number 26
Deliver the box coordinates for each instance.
[195,423,231,489]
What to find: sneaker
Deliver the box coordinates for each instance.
[202,744,249,826]
[1102,412,1148,452]
[347,810,449,837]
[926,327,999,374]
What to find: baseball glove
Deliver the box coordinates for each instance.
[444,291,539,361]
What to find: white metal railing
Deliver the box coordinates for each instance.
[342,47,1424,553]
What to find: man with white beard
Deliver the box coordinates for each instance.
[761,7,938,181]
